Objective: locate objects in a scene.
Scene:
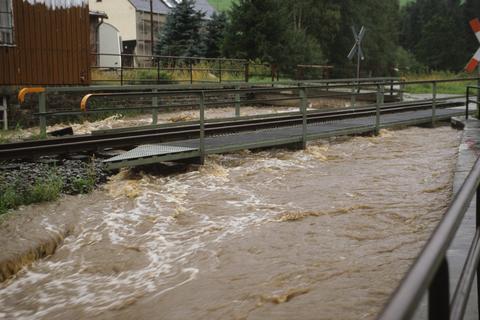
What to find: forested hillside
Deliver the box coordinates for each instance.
[164,0,480,76]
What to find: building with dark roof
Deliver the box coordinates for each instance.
[88,0,216,65]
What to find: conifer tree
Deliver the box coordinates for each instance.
[156,0,206,57]
[204,11,227,58]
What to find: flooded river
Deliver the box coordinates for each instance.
[0,126,461,320]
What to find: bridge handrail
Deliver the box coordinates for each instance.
[466,86,480,119]
[77,81,393,111]
[378,156,480,320]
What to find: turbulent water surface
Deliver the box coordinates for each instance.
[0,126,461,320]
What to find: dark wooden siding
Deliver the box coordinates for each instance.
[0,0,90,86]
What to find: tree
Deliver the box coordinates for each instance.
[400,0,470,71]
[156,0,206,57]
[204,11,228,58]
[222,0,289,67]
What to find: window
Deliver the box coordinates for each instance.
[0,0,14,45]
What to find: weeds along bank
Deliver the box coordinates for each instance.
[0,158,108,216]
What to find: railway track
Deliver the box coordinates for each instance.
[0,99,463,161]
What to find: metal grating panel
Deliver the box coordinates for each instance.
[104,144,198,163]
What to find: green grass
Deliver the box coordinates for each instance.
[402,71,477,94]
[400,0,415,6]
[208,0,236,11]
[0,173,64,215]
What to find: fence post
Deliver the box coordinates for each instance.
[300,88,308,149]
[120,61,124,86]
[235,85,241,117]
[2,96,7,131]
[375,84,384,135]
[351,81,356,109]
[39,91,47,139]
[428,258,450,320]
[399,78,405,102]
[466,87,470,120]
[244,61,249,83]
[432,81,437,126]
[189,60,193,84]
[219,59,222,83]
[157,58,161,84]
[152,89,158,125]
[199,91,205,165]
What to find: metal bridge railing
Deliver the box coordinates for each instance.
[378,155,480,320]
[466,86,480,119]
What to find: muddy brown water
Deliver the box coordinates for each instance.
[0,126,461,320]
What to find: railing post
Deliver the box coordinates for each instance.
[390,79,394,97]
[235,85,241,117]
[39,91,47,139]
[428,258,450,320]
[152,89,158,125]
[189,59,193,84]
[219,59,222,83]
[400,78,405,102]
[120,62,124,86]
[300,88,308,149]
[244,61,249,83]
[157,58,161,84]
[199,91,205,164]
[477,184,480,316]
[477,68,480,117]
[375,84,384,135]
[466,87,470,120]
[432,81,437,126]
[351,81,356,109]
[2,96,7,131]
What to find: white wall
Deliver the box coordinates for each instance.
[88,0,137,41]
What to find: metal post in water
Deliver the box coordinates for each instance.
[39,92,47,139]
[152,89,158,125]
[300,88,308,149]
[199,92,205,164]
[235,85,240,117]
[432,81,437,126]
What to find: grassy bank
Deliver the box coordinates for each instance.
[0,160,100,216]
[403,71,478,95]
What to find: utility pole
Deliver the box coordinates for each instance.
[150,0,154,56]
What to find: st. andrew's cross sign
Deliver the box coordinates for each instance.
[466,18,480,73]
[348,26,366,79]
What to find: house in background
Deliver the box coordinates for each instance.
[88,0,216,66]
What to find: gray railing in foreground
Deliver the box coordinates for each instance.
[378,156,480,320]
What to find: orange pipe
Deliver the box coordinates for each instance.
[18,87,45,103]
